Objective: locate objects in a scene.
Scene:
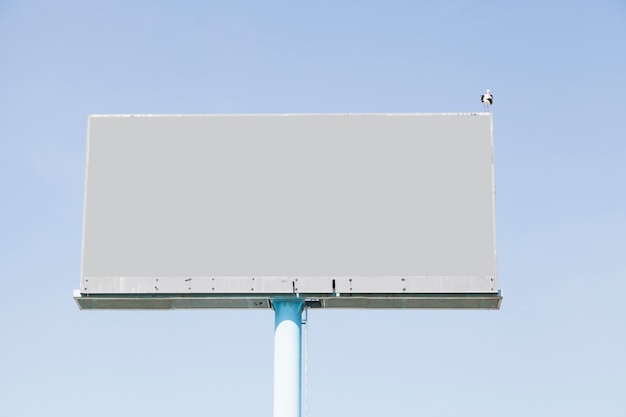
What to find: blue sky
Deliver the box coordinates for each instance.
[1,1,625,416]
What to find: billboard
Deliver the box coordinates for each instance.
[75,113,500,309]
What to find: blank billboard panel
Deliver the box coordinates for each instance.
[75,113,500,309]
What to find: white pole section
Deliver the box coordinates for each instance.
[273,298,304,417]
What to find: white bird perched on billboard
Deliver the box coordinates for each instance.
[481,89,493,111]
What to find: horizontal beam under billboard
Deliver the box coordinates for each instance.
[73,292,502,310]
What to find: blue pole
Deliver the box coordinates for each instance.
[273,298,304,417]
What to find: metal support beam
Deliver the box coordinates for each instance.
[273,298,304,417]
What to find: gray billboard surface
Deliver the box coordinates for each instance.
[76,113,500,309]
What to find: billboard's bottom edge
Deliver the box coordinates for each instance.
[73,291,502,310]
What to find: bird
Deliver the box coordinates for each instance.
[481,89,493,111]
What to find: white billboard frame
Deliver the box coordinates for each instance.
[74,113,501,310]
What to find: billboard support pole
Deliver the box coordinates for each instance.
[273,298,305,417]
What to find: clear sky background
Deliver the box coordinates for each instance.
[1,1,625,416]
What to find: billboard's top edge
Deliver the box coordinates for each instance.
[89,112,492,118]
